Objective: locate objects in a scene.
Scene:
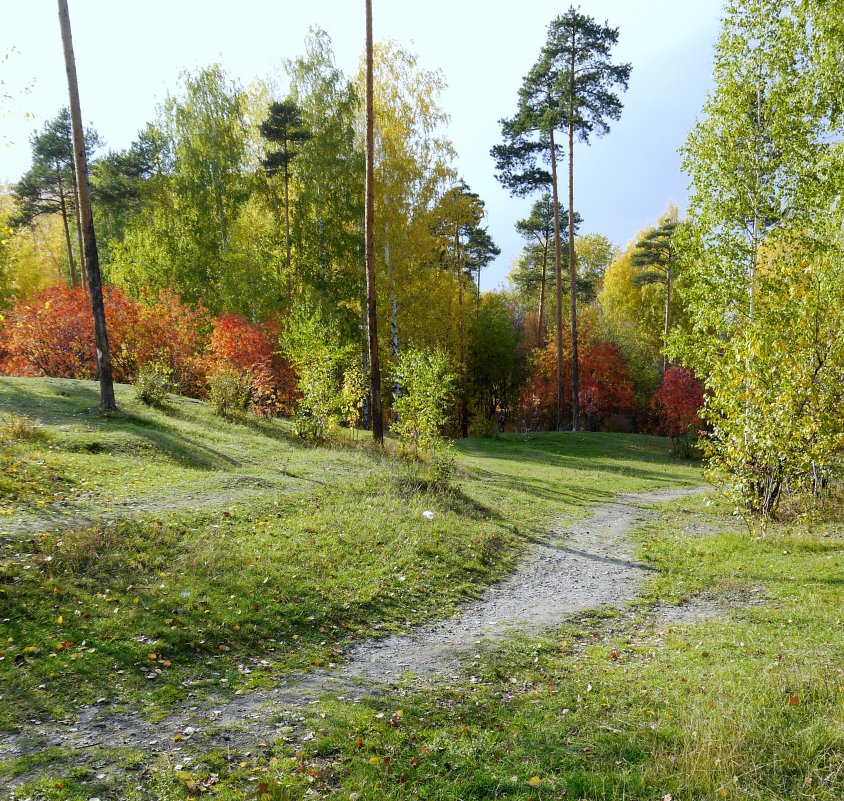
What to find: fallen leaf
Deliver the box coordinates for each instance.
[528,776,541,787]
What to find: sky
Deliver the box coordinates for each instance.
[0,1,723,290]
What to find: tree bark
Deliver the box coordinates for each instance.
[567,113,580,429]
[548,127,565,431]
[70,167,88,292]
[537,240,548,349]
[57,183,78,287]
[364,0,383,443]
[58,0,116,411]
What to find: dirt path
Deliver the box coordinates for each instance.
[343,486,703,681]
[2,487,710,792]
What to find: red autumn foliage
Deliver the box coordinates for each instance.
[579,340,637,427]
[0,285,210,392]
[111,288,211,394]
[652,365,704,438]
[0,285,94,379]
[206,314,274,374]
[0,285,295,414]
[517,333,637,431]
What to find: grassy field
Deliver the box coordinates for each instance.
[3,377,842,800]
[0,378,697,725]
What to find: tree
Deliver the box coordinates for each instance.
[632,208,682,373]
[468,294,523,422]
[260,100,310,303]
[575,232,616,287]
[513,194,581,349]
[544,8,631,431]
[364,0,383,443]
[11,108,100,289]
[435,181,485,437]
[285,28,364,340]
[109,66,251,312]
[90,126,159,263]
[492,62,566,429]
[674,0,844,520]
[58,0,115,411]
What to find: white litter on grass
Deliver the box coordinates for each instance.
[422,510,434,520]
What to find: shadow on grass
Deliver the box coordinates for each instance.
[0,380,245,471]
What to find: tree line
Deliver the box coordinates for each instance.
[1,1,842,521]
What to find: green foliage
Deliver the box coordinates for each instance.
[468,294,524,421]
[132,362,173,407]
[109,65,254,313]
[675,0,844,521]
[391,348,456,480]
[281,310,362,441]
[206,367,251,419]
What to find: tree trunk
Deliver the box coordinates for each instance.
[58,0,116,412]
[386,218,400,402]
[663,267,671,374]
[537,241,548,349]
[57,184,79,287]
[548,127,565,431]
[364,0,383,443]
[456,229,468,438]
[284,159,292,304]
[567,118,580,432]
[70,166,88,292]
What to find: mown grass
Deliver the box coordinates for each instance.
[0,376,699,738]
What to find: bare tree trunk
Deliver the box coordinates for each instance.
[284,160,292,304]
[58,0,116,411]
[537,242,548,349]
[70,167,88,292]
[57,185,78,287]
[549,127,565,431]
[456,229,468,438]
[364,0,383,443]
[567,117,580,432]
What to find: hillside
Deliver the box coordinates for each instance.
[3,378,843,801]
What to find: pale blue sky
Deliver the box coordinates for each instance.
[1,1,723,289]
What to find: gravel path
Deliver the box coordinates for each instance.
[343,486,703,680]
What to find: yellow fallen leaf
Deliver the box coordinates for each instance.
[148,653,157,660]
[528,776,542,787]
[368,756,383,765]
[56,615,63,624]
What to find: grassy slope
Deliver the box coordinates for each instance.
[0,377,700,737]
[5,378,843,799]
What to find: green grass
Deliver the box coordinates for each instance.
[282,494,844,801]
[0,376,700,736]
[5,378,843,799]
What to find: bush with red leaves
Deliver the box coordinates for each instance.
[652,365,704,439]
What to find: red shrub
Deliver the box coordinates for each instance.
[579,341,636,428]
[0,286,301,417]
[206,314,274,374]
[0,285,210,395]
[652,365,704,438]
[517,335,637,431]
[0,285,96,378]
[114,289,210,395]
